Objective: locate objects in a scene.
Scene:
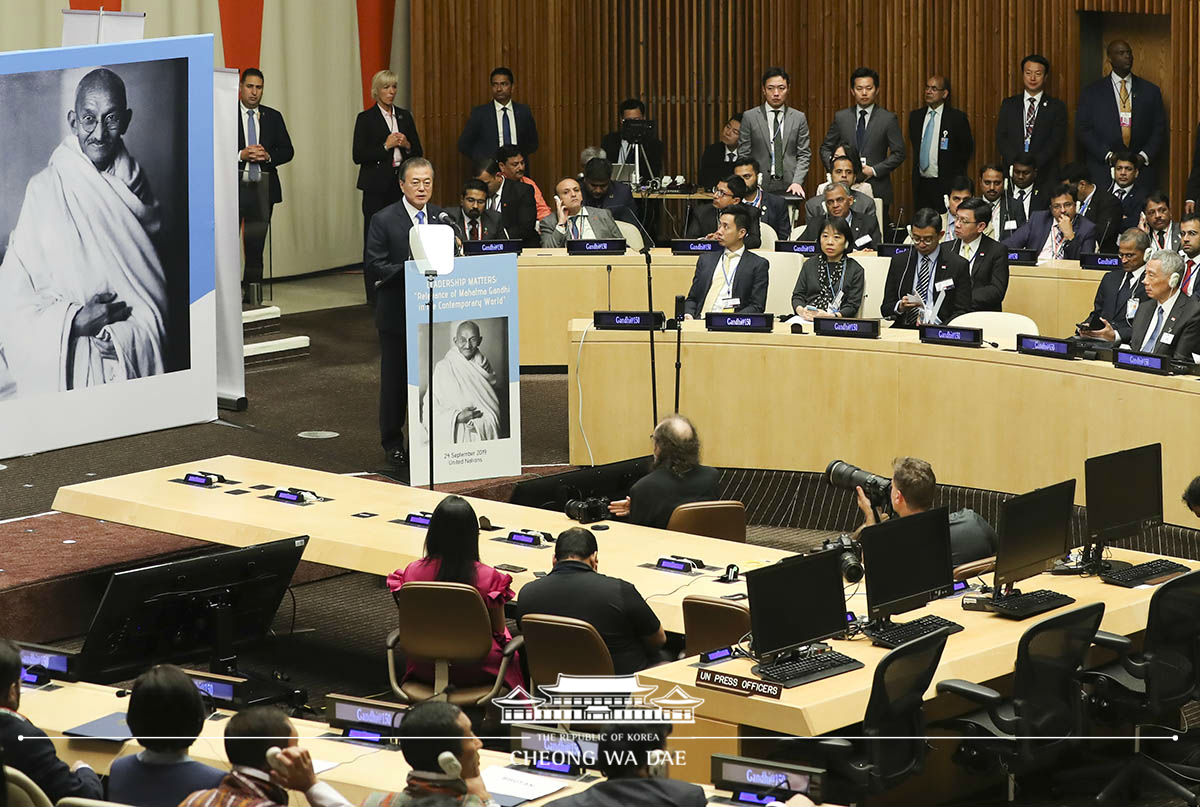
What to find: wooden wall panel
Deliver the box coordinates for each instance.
[409,0,1195,218]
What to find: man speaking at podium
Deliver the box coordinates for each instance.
[366,157,445,470]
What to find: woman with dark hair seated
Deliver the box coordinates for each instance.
[107,664,225,806]
[791,216,865,320]
[387,495,524,692]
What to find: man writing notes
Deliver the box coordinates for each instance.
[881,208,972,327]
[423,321,503,445]
[0,68,167,395]
[538,177,623,247]
[737,67,810,196]
[682,205,769,318]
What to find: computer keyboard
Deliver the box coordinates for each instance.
[755,651,864,688]
[861,614,964,649]
[987,589,1075,619]
[1100,558,1189,588]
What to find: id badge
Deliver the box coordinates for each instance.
[1023,139,1031,152]
[830,290,844,313]
[1162,332,1175,346]
[1127,298,1140,320]
[1004,219,1017,231]
[1119,111,1132,128]
[939,131,950,150]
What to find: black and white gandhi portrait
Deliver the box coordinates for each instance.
[0,58,190,402]
[417,317,512,444]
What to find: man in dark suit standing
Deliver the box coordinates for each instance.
[947,197,1009,312]
[1079,229,1152,344]
[881,208,972,326]
[600,98,664,182]
[472,158,537,245]
[1003,183,1097,259]
[738,67,811,196]
[449,179,502,241]
[1126,251,1200,357]
[1075,40,1167,193]
[995,54,1068,178]
[799,182,880,249]
[683,205,769,318]
[237,68,293,305]
[698,114,742,190]
[457,67,538,162]
[1063,162,1123,253]
[819,67,906,226]
[732,157,790,239]
[908,75,974,213]
[366,157,445,469]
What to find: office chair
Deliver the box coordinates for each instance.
[386,582,523,706]
[3,766,52,807]
[520,614,613,690]
[666,500,746,542]
[57,800,137,807]
[682,595,751,656]
[936,602,1105,803]
[947,311,1038,351]
[953,555,996,582]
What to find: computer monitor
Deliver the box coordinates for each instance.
[79,536,309,682]
[861,507,954,622]
[509,456,651,511]
[993,480,1076,591]
[1085,443,1163,560]
[746,549,847,661]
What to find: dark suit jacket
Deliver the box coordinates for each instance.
[1003,211,1097,259]
[352,105,422,193]
[1188,121,1200,206]
[820,106,906,204]
[1076,74,1167,189]
[546,777,707,807]
[0,712,104,803]
[457,101,539,161]
[601,130,664,178]
[995,93,1068,174]
[1147,222,1182,253]
[1081,189,1124,252]
[744,188,790,240]
[1128,292,1200,359]
[449,207,503,240]
[491,178,538,244]
[1110,183,1148,230]
[582,181,636,215]
[792,255,866,318]
[907,104,974,187]
[699,141,738,189]
[798,210,880,250]
[881,247,973,326]
[990,185,1047,234]
[948,235,1009,312]
[684,204,762,249]
[237,104,294,204]
[1088,267,1151,344]
[805,188,877,225]
[683,250,769,317]
[365,201,446,335]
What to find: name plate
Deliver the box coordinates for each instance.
[403,512,432,527]
[774,241,817,255]
[567,238,626,255]
[671,238,719,254]
[695,667,782,700]
[812,317,881,339]
[593,310,665,330]
[1080,252,1120,270]
[328,693,406,736]
[463,239,522,256]
[507,530,543,546]
[876,243,912,258]
[1007,248,1038,266]
[273,489,304,504]
[183,472,214,487]
[705,312,774,332]
[1113,348,1170,375]
[918,324,983,348]
[1016,333,1073,359]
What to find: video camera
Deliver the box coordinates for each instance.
[825,460,894,517]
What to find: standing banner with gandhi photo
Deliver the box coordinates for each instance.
[0,36,215,458]
[406,253,521,486]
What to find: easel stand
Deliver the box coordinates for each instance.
[425,271,437,491]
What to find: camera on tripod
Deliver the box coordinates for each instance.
[821,534,863,583]
[565,497,610,524]
[825,459,894,517]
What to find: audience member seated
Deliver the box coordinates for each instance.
[538,177,623,247]
[881,207,972,326]
[1125,250,1200,358]
[546,724,706,807]
[0,638,102,803]
[365,702,491,806]
[978,163,1011,238]
[496,144,550,220]
[1076,228,1151,344]
[698,113,742,190]
[609,413,721,528]
[107,664,225,806]
[386,495,524,694]
[904,175,972,244]
[1003,182,1097,260]
[180,705,350,807]
[1184,476,1200,518]
[685,174,762,248]
[580,157,636,215]
[472,158,537,245]
[1181,213,1200,297]
[798,182,880,248]
[1062,161,1123,253]
[1109,150,1147,230]
[809,142,875,219]
[732,157,790,239]
[1004,156,1046,226]
[449,179,503,242]
[949,197,1009,312]
[791,216,865,319]
[578,144,606,176]
[680,204,769,318]
[516,528,666,674]
[600,98,664,182]
[1143,190,1181,252]
[855,457,997,567]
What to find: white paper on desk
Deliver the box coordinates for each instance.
[482,767,566,801]
[313,759,342,774]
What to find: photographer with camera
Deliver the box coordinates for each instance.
[607,414,720,529]
[830,457,996,567]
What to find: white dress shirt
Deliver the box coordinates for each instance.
[1012,186,1034,220]
[239,102,262,181]
[1108,72,1149,165]
[920,104,942,178]
[559,206,596,239]
[1182,252,1200,296]
[494,100,517,147]
[1139,290,1182,351]
[712,246,745,311]
[378,103,402,167]
[1038,220,1067,260]
[402,197,428,227]
[1078,188,1096,216]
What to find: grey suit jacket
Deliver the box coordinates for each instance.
[737,104,811,190]
[538,206,623,247]
[819,106,907,204]
[804,189,877,226]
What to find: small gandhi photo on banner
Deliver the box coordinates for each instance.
[418,317,512,445]
[0,58,190,402]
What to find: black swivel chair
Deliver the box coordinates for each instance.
[936,602,1106,803]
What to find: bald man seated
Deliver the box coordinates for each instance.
[608,414,720,529]
[422,320,504,444]
[538,177,623,247]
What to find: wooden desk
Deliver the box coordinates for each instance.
[567,319,1200,525]
[52,457,795,635]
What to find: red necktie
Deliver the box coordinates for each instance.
[472,219,481,241]
[1184,259,1197,295]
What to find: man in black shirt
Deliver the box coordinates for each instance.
[516,529,665,675]
[607,414,720,529]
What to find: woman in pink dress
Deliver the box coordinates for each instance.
[386,494,524,692]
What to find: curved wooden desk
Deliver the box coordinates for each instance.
[568,320,1199,525]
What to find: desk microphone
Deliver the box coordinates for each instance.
[891,206,905,243]
[1095,216,1112,253]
